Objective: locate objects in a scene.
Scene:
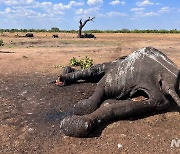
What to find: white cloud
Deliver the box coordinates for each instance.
[107,11,127,17]
[130,8,145,12]
[87,0,103,6]
[99,11,127,17]
[0,0,85,22]
[54,1,84,10]
[0,1,69,20]
[26,0,33,4]
[41,2,52,7]
[5,7,12,13]
[75,7,100,15]
[136,0,153,7]
[75,8,84,14]
[74,7,100,22]
[135,11,158,17]
[75,7,99,14]
[131,6,170,19]
[158,7,170,13]
[69,1,84,7]
[131,10,159,19]
[1,0,84,9]
[4,0,20,5]
[1,0,34,5]
[3,7,39,18]
[109,0,126,6]
[144,12,158,16]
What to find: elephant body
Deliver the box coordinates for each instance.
[25,33,34,37]
[59,47,180,137]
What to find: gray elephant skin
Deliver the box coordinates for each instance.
[57,47,180,137]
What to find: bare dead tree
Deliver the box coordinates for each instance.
[77,17,95,38]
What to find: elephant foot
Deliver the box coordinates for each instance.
[60,115,93,137]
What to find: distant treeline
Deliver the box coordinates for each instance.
[0,28,180,34]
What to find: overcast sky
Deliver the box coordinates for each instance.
[0,0,179,30]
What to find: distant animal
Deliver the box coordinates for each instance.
[25,33,34,37]
[52,34,59,38]
[58,47,180,137]
[81,33,96,38]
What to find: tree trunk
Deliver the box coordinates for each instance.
[77,17,95,38]
[78,27,83,38]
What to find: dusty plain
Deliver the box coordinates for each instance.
[0,32,180,153]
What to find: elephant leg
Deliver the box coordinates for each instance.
[60,62,112,85]
[60,85,105,120]
[60,99,157,137]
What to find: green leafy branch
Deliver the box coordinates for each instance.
[70,56,93,69]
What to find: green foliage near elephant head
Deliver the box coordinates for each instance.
[70,56,93,69]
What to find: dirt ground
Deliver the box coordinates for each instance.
[0,33,180,154]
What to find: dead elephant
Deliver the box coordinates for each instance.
[58,47,180,137]
[81,33,96,38]
[25,33,34,37]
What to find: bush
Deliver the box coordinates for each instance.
[0,39,4,46]
[70,57,81,66]
[70,56,93,69]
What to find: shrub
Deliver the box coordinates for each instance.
[70,56,93,69]
[0,39,4,46]
[70,57,81,66]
